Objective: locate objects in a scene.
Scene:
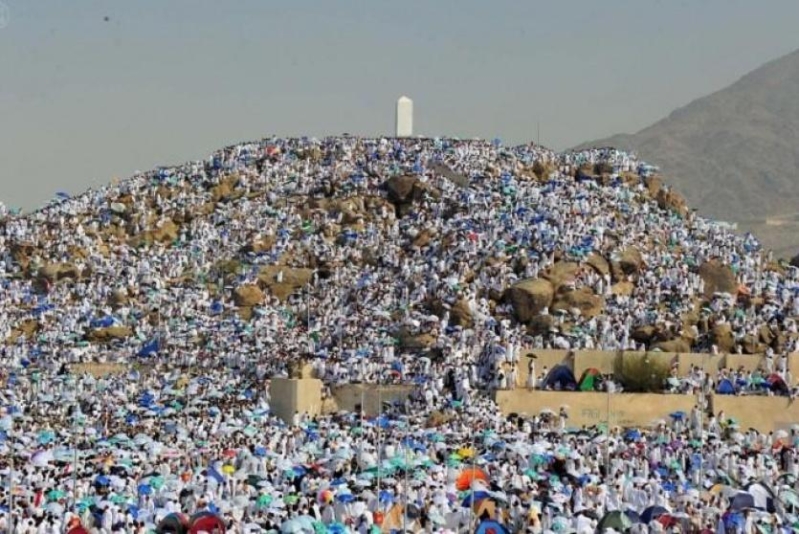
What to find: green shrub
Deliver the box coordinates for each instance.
[613,352,671,393]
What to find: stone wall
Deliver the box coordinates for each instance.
[493,390,799,433]
[327,384,415,416]
[494,390,698,428]
[270,378,323,424]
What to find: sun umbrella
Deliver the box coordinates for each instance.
[455,467,489,491]
[780,488,799,509]
[597,510,634,532]
[730,492,756,511]
[641,505,670,524]
[47,489,66,502]
[461,491,492,508]
[30,450,54,467]
[280,519,304,534]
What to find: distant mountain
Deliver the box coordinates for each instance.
[576,48,799,257]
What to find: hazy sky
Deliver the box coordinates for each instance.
[1,0,799,210]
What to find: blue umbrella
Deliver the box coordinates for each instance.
[624,429,641,441]
[730,492,756,511]
[625,510,642,524]
[95,475,111,487]
[461,491,491,508]
[641,505,669,524]
[137,484,152,496]
[669,411,686,421]
[336,494,355,504]
[292,465,307,477]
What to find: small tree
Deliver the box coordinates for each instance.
[613,352,671,393]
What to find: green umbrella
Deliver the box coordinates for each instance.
[47,489,66,501]
[284,494,299,505]
[257,494,272,508]
[597,511,634,532]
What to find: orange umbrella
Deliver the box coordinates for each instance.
[456,467,489,491]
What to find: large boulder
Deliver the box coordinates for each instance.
[152,219,179,244]
[426,410,454,427]
[210,175,240,203]
[240,235,277,255]
[710,323,735,353]
[651,337,692,353]
[698,260,738,296]
[656,187,689,218]
[382,175,439,216]
[506,279,555,323]
[397,329,437,350]
[585,253,609,277]
[233,284,264,307]
[10,242,37,270]
[527,314,555,336]
[384,175,420,204]
[36,263,83,291]
[108,289,129,308]
[531,161,555,181]
[617,247,644,276]
[412,228,436,249]
[759,324,776,347]
[257,266,314,302]
[611,281,635,297]
[741,334,766,355]
[6,319,40,344]
[449,299,474,328]
[643,175,663,197]
[541,262,580,291]
[86,326,132,343]
[551,287,604,318]
[631,325,656,344]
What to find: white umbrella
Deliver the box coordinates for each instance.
[30,450,54,467]
[45,502,64,515]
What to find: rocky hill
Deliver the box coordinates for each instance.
[576,48,799,258]
[0,138,795,375]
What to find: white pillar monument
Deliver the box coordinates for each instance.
[395,96,413,137]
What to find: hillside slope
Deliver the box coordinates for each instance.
[577,48,799,257]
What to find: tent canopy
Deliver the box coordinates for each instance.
[715,378,736,395]
[543,365,577,391]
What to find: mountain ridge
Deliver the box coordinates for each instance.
[575,47,799,257]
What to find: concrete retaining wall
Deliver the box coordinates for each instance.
[494,390,698,428]
[269,351,799,432]
[493,390,799,433]
[712,395,799,433]
[270,378,323,424]
[328,384,415,416]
